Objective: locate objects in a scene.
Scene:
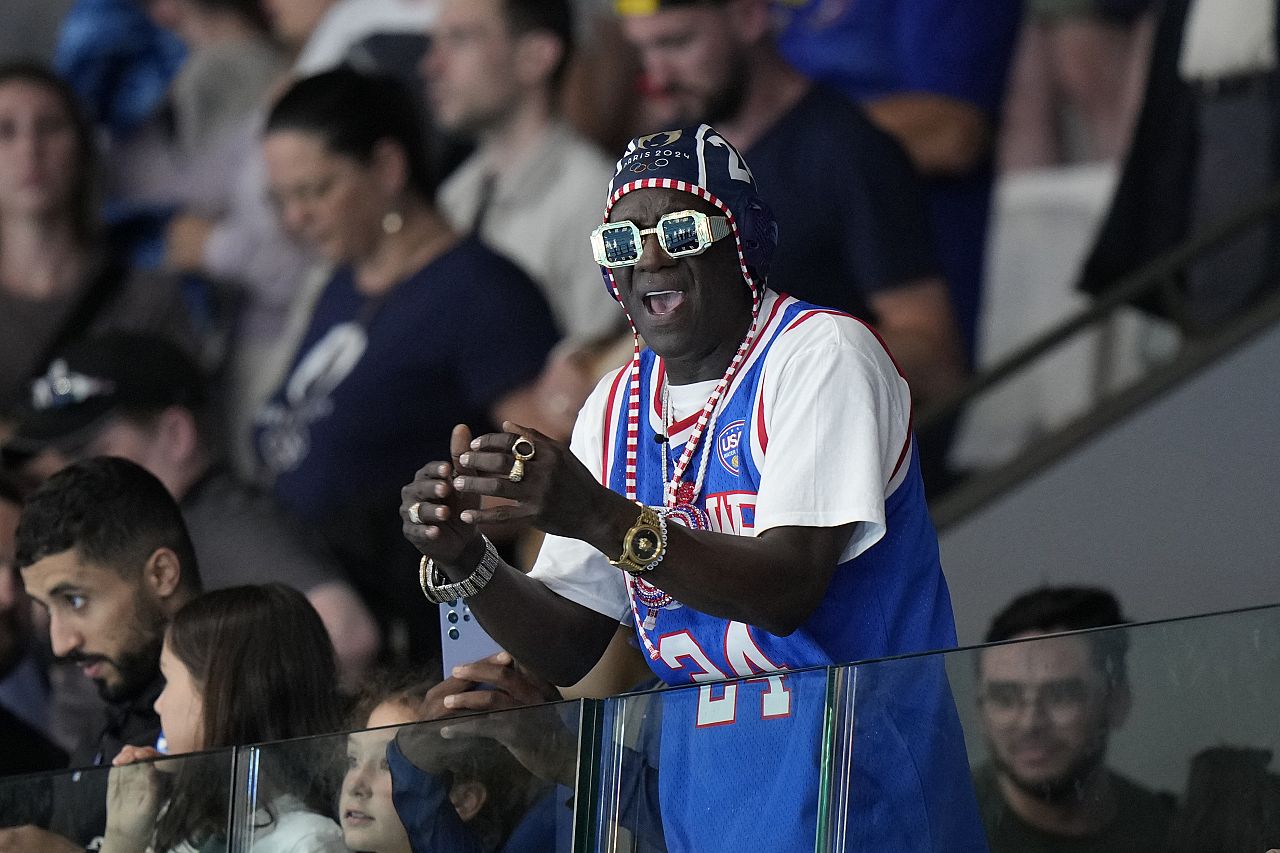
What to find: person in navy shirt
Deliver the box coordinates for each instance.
[258,67,557,664]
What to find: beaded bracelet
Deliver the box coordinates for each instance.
[419,536,500,603]
[639,508,670,574]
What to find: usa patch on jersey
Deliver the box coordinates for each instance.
[715,419,746,475]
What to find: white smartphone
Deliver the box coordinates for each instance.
[439,599,503,680]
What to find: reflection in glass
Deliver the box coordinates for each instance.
[389,702,574,851]
[953,606,1280,853]
[330,676,576,850]
[342,700,420,853]
[968,589,1174,851]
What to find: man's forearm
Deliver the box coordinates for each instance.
[864,94,991,176]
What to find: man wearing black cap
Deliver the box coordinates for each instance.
[2,332,379,685]
[401,125,985,852]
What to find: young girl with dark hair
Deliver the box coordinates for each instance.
[340,671,547,853]
[101,584,348,852]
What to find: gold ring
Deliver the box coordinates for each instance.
[512,436,535,461]
[408,502,424,525]
[508,459,525,483]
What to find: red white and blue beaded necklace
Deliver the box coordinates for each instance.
[603,177,764,656]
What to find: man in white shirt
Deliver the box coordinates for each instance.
[424,0,619,342]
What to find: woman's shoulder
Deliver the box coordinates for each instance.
[415,236,553,310]
[428,236,535,283]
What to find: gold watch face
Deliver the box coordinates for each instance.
[632,528,661,562]
[613,508,664,573]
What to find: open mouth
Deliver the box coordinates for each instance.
[343,810,372,824]
[643,290,686,316]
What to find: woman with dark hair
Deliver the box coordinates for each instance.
[101,584,348,852]
[0,62,192,423]
[254,66,559,662]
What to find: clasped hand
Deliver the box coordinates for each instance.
[401,421,603,569]
[398,652,576,788]
[102,745,166,852]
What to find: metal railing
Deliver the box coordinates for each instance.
[920,181,1280,528]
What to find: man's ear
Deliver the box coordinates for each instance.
[448,779,489,823]
[143,547,184,603]
[147,406,201,474]
[1104,682,1133,729]
[513,30,564,89]
[727,0,772,46]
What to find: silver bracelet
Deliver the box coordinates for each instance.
[419,536,500,604]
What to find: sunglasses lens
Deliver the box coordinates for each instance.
[660,215,702,255]
[599,223,641,266]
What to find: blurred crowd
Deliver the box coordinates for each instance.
[0,0,1278,851]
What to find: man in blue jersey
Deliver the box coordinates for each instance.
[400,124,985,851]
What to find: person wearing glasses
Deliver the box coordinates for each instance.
[400,124,985,852]
[973,586,1175,851]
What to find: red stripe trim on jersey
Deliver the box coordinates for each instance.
[669,409,700,436]
[600,365,630,485]
[781,305,916,483]
[845,316,914,482]
[656,297,788,440]
[890,421,912,482]
[782,307,853,335]
[713,294,791,444]
[729,293,790,389]
[789,308,909,384]
[756,389,769,454]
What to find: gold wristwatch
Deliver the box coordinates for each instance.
[610,505,666,575]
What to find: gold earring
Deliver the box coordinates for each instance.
[382,211,404,235]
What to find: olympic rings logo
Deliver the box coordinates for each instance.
[629,158,671,173]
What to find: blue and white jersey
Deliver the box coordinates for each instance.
[531,290,986,852]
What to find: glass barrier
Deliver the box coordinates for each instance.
[591,664,835,853]
[8,604,1278,852]
[826,604,1280,852]
[238,698,588,852]
[586,604,1280,852]
[0,748,239,851]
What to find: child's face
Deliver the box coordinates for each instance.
[340,701,415,853]
[154,639,203,755]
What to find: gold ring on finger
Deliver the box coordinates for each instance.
[512,436,535,461]
[408,502,424,525]
[508,458,525,483]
